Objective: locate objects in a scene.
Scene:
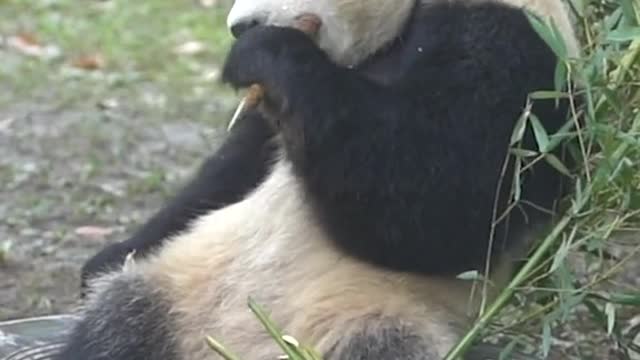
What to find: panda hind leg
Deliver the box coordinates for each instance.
[325,321,456,360]
[55,273,179,360]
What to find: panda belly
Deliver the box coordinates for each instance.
[115,160,478,359]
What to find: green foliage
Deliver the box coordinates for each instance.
[206,299,323,360]
[0,0,236,123]
[447,0,640,358]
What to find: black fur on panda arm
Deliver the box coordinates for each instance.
[222,2,571,276]
[80,110,277,289]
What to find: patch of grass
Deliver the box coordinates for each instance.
[127,168,170,196]
[0,0,237,124]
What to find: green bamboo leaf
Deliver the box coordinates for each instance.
[604,8,624,32]
[526,12,567,60]
[605,303,616,335]
[549,19,569,59]
[529,114,550,153]
[554,61,568,92]
[609,292,640,306]
[542,321,552,357]
[510,148,539,158]
[618,0,638,26]
[512,157,522,201]
[550,239,571,272]
[248,298,306,360]
[499,339,520,360]
[206,336,244,360]
[510,112,529,146]
[568,0,585,17]
[583,300,607,325]
[529,91,570,100]
[301,348,325,360]
[574,177,583,207]
[607,27,640,42]
[545,153,572,177]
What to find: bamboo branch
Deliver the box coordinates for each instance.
[228,14,322,130]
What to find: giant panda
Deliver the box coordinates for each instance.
[59,0,581,358]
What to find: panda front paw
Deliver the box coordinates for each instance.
[81,242,133,294]
[222,25,325,104]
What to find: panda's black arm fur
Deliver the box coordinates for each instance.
[223,1,572,276]
[81,110,277,288]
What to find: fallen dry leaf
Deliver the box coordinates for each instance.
[75,226,115,239]
[71,53,107,70]
[14,32,39,46]
[7,32,61,59]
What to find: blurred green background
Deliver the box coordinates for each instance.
[0,0,239,319]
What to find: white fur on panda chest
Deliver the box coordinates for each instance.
[131,160,473,359]
[135,161,340,358]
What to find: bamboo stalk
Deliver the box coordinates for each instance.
[444,184,593,359]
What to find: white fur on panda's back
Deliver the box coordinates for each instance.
[110,159,494,359]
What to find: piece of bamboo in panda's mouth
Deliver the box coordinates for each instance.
[227,14,322,131]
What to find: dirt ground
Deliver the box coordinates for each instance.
[0,96,231,320]
[0,0,236,320]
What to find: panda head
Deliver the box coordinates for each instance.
[226,0,416,67]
